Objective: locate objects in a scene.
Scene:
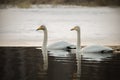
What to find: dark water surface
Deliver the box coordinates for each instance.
[0,47,120,80]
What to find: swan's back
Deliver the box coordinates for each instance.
[81,45,113,53]
[48,41,75,50]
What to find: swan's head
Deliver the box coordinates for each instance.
[71,26,80,31]
[36,25,46,31]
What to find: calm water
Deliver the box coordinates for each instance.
[0,6,120,46]
[0,47,120,80]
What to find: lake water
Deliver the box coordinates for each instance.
[0,47,120,80]
[0,6,120,46]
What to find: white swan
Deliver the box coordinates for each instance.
[71,26,113,53]
[81,44,113,53]
[36,25,75,70]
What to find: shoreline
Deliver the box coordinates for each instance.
[0,45,120,50]
[0,4,120,9]
[0,45,120,54]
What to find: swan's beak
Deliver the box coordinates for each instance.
[36,27,43,31]
[71,27,75,31]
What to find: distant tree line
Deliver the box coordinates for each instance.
[0,0,120,6]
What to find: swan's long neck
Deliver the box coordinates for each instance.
[76,28,81,77]
[77,29,81,52]
[43,29,47,50]
[42,28,48,71]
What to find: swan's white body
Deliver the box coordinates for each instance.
[48,41,75,50]
[82,45,113,53]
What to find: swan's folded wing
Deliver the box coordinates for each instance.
[47,41,75,50]
[81,45,113,53]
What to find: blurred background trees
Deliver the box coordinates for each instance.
[0,0,120,6]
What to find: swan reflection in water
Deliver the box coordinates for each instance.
[47,50,114,80]
[48,49,77,80]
